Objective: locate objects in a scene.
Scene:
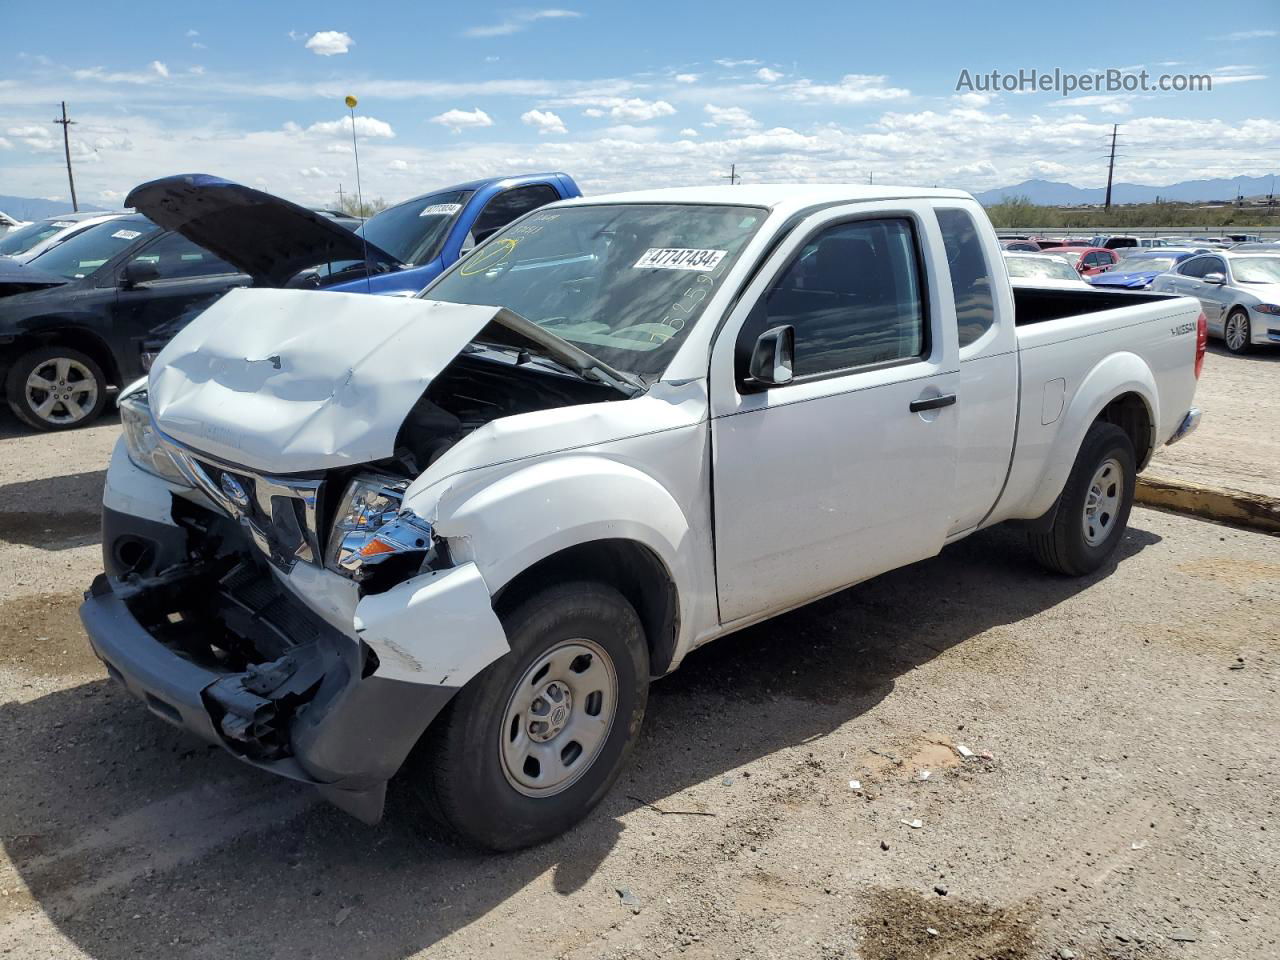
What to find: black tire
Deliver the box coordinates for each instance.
[410,581,649,851]
[1223,308,1252,355]
[1029,421,1136,577]
[5,346,108,431]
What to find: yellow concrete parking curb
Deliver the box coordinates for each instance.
[1136,475,1280,535]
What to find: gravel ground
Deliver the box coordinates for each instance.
[1147,345,1280,499]
[0,409,1277,960]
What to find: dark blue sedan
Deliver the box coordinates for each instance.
[1087,250,1201,290]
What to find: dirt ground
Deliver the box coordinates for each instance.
[1147,345,1280,499]
[0,407,1278,960]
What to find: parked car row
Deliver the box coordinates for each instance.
[0,172,581,429]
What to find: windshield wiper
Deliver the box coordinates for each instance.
[492,307,645,398]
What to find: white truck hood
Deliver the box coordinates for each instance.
[149,288,503,474]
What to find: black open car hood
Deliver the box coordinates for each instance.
[0,257,68,298]
[125,174,401,287]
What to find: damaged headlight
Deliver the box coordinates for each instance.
[325,475,435,583]
[118,390,189,486]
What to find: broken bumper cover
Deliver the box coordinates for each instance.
[1166,406,1201,446]
[80,572,459,823]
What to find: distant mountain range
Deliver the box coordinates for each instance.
[0,194,109,221]
[974,175,1279,206]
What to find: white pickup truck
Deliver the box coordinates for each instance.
[81,185,1205,850]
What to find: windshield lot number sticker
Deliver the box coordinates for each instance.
[634,248,727,271]
[111,229,142,241]
[419,203,462,217]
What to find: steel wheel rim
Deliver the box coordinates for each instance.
[25,357,98,425]
[1082,457,1123,546]
[499,638,618,798]
[1225,314,1247,350]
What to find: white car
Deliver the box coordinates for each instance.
[0,211,125,264]
[0,210,25,238]
[81,184,1204,850]
[1003,251,1094,289]
[1150,251,1280,353]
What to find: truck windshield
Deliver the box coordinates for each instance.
[359,190,474,265]
[28,217,159,279]
[425,203,767,378]
[1005,256,1078,282]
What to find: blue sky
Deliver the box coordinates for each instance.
[1,1,1276,208]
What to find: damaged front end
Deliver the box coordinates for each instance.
[82,436,472,823]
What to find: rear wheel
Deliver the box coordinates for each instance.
[5,346,108,431]
[1029,421,1136,576]
[1223,308,1252,355]
[410,581,649,850]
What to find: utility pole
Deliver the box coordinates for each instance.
[722,163,740,185]
[53,101,78,212]
[337,183,344,211]
[868,171,874,185]
[1103,123,1119,211]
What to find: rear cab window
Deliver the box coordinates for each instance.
[936,208,996,348]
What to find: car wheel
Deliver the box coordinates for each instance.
[4,346,108,431]
[410,580,649,851]
[1029,422,1136,577]
[1223,309,1252,354]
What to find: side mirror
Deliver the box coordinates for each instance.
[1202,272,1226,285]
[123,260,160,288]
[746,324,795,389]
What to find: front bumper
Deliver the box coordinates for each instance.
[81,552,459,824]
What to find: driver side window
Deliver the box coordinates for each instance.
[472,185,561,243]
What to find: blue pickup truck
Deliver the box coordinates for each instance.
[126,171,582,296]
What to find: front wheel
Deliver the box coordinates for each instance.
[1223,309,1252,355]
[410,581,649,850]
[5,346,108,431]
[1029,421,1136,576]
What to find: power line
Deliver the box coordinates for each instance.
[52,101,78,212]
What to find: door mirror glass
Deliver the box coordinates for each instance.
[1202,272,1226,285]
[746,324,795,389]
[122,260,160,287]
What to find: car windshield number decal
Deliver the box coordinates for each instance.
[634,248,727,271]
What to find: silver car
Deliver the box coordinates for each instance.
[1150,251,1280,354]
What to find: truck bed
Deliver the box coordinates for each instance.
[1013,287,1179,326]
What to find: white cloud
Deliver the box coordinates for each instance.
[387,159,409,171]
[299,166,328,178]
[679,127,698,137]
[714,58,760,67]
[756,67,782,83]
[0,137,12,150]
[704,104,759,131]
[551,96,674,122]
[784,73,910,105]
[430,107,494,133]
[150,60,170,78]
[1224,29,1277,40]
[7,125,46,138]
[954,92,994,108]
[464,9,580,37]
[306,115,396,138]
[1212,73,1268,85]
[192,42,206,50]
[675,73,698,84]
[304,31,353,56]
[185,29,199,37]
[521,108,567,134]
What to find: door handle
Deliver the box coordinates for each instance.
[910,393,957,413]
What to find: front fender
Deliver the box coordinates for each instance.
[1019,351,1157,519]
[425,455,697,600]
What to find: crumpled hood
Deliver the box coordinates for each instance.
[126,174,400,287]
[0,257,67,298]
[149,288,503,473]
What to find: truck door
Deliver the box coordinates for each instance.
[934,204,1019,535]
[709,202,959,626]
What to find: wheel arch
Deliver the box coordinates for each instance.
[1,323,122,386]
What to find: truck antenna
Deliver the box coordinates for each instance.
[345,95,373,293]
